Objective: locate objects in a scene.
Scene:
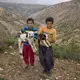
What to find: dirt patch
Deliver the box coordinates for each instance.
[0,51,80,80]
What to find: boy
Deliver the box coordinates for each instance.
[21,18,38,68]
[38,17,56,75]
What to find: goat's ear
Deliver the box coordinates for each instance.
[26,33,28,37]
[26,35,28,37]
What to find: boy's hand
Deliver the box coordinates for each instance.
[49,46,52,48]
[50,40,55,43]
[46,47,49,49]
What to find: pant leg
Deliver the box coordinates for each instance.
[39,45,47,70]
[45,47,54,71]
[28,46,34,65]
[23,45,29,64]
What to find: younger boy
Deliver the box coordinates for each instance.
[21,18,38,68]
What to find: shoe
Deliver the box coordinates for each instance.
[43,70,47,73]
[46,71,51,76]
[31,64,34,66]
[30,65,34,70]
[30,64,34,69]
[43,70,51,76]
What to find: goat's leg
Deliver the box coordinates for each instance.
[42,40,49,47]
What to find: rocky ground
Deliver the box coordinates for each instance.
[0,50,80,80]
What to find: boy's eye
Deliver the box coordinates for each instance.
[47,22,53,25]
[28,23,33,24]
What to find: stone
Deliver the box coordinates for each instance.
[0,67,3,71]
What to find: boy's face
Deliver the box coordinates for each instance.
[47,21,53,29]
[27,21,34,28]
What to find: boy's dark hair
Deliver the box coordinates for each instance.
[27,18,34,23]
[25,32,28,37]
[45,17,54,24]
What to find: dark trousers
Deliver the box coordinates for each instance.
[23,45,34,65]
[39,45,54,72]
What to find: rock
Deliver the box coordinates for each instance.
[58,76,61,78]
[35,69,38,72]
[10,53,15,56]
[9,46,13,49]
[20,56,23,59]
[9,75,12,78]
[67,74,69,76]
[77,63,80,66]
[74,78,77,80]
[10,52,16,55]
[0,67,3,71]
[46,79,50,80]
[56,77,59,80]
[4,51,8,54]
[14,52,16,54]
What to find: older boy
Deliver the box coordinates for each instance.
[38,17,56,75]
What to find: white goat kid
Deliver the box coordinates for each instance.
[20,31,37,52]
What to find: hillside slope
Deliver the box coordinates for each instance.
[29,0,80,45]
[0,2,46,17]
[0,11,25,42]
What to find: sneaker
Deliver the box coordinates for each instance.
[43,70,51,76]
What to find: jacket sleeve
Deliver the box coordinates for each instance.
[21,26,29,33]
[33,27,38,32]
[33,27,38,39]
[38,27,44,34]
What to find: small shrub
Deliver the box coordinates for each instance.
[0,77,7,80]
[4,38,18,48]
[53,42,80,61]
[0,45,8,52]
[0,37,18,52]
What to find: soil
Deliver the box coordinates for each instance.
[0,51,80,80]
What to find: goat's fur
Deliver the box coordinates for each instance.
[38,34,51,47]
[20,31,37,52]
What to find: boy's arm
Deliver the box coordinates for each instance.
[21,26,29,33]
[33,27,38,39]
[38,26,44,34]
[33,27,38,32]
[50,29,56,43]
[52,29,56,43]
